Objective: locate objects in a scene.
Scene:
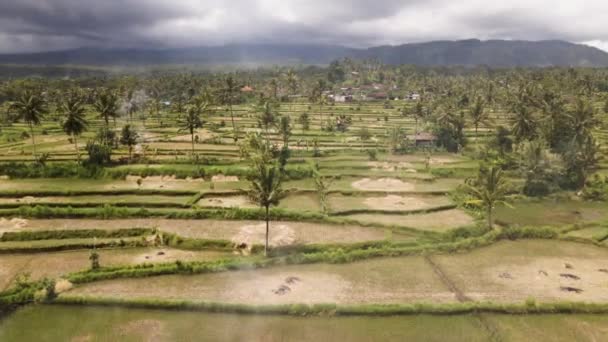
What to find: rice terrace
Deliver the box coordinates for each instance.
[2,29,608,342]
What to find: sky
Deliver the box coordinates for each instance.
[1,0,607,53]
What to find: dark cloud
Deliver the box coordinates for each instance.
[0,0,606,53]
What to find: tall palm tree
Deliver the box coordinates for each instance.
[570,97,598,145]
[59,92,88,164]
[511,103,537,144]
[119,124,139,162]
[219,76,240,142]
[464,166,510,230]
[284,69,299,113]
[178,96,208,156]
[247,161,286,256]
[9,90,48,160]
[93,89,119,130]
[254,98,279,138]
[469,96,490,141]
[410,101,425,136]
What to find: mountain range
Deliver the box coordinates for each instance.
[1,39,607,67]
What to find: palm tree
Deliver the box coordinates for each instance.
[410,101,425,136]
[93,89,119,130]
[119,124,139,162]
[219,76,240,142]
[9,90,48,160]
[570,98,598,145]
[464,166,510,229]
[511,103,537,144]
[469,96,490,141]
[278,115,292,148]
[284,69,299,113]
[178,97,207,156]
[247,161,286,256]
[255,98,279,138]
[59,92,88,164]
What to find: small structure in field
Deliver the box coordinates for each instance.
[407,132,437,147]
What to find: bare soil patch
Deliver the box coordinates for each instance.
[351,178,415,192]
[198,196,256,208]
[0,217,28,234]
[231,223,296,252]
[211,175,239,182]
[363,195,449,211]
[346,209,474,231]
[368,161,416,173]
[435,240,608,303]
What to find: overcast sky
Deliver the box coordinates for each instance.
[1,0,608,53]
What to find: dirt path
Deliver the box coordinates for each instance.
[425,255,502,341]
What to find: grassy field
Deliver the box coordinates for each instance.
[66,255,455,304]
[4,305,608,341]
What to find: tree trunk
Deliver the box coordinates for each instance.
[29,123,36,161]
[264,205,270,257]
[415,118,418,137]
[128,146,132,163]
[191,133,195,158]
[487,206,493,230]
[229,102,238,143]
[73,134,81,164]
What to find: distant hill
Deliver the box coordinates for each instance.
[1,39,607,67]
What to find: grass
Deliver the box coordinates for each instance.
[495,198,608,227]
[66,255,453,304]
[0,305,491,341]
[342,209,475,232]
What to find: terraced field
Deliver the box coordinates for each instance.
[1,87,607,341]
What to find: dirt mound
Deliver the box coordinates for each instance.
[198,196,255,208]
[211,175,239,182]
[364,195,429,211]
[352,178,415,192]
[232,223,296,252]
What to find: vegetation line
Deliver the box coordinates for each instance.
[51,296,608,317]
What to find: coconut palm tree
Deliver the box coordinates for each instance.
[511,103,537,144]
[469,96,490,141]
[119,124,139,162]
[247,161,286,256]
[255,98,279,138]
[284,69,299,113]
[570,97,599,145]
[59,92,88,164]
[178,96,208,156]
[464,166,511,229]
[219,76,240,142]
[9,90,48,160]
[93,89,119,129]
[410,101,425,136]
